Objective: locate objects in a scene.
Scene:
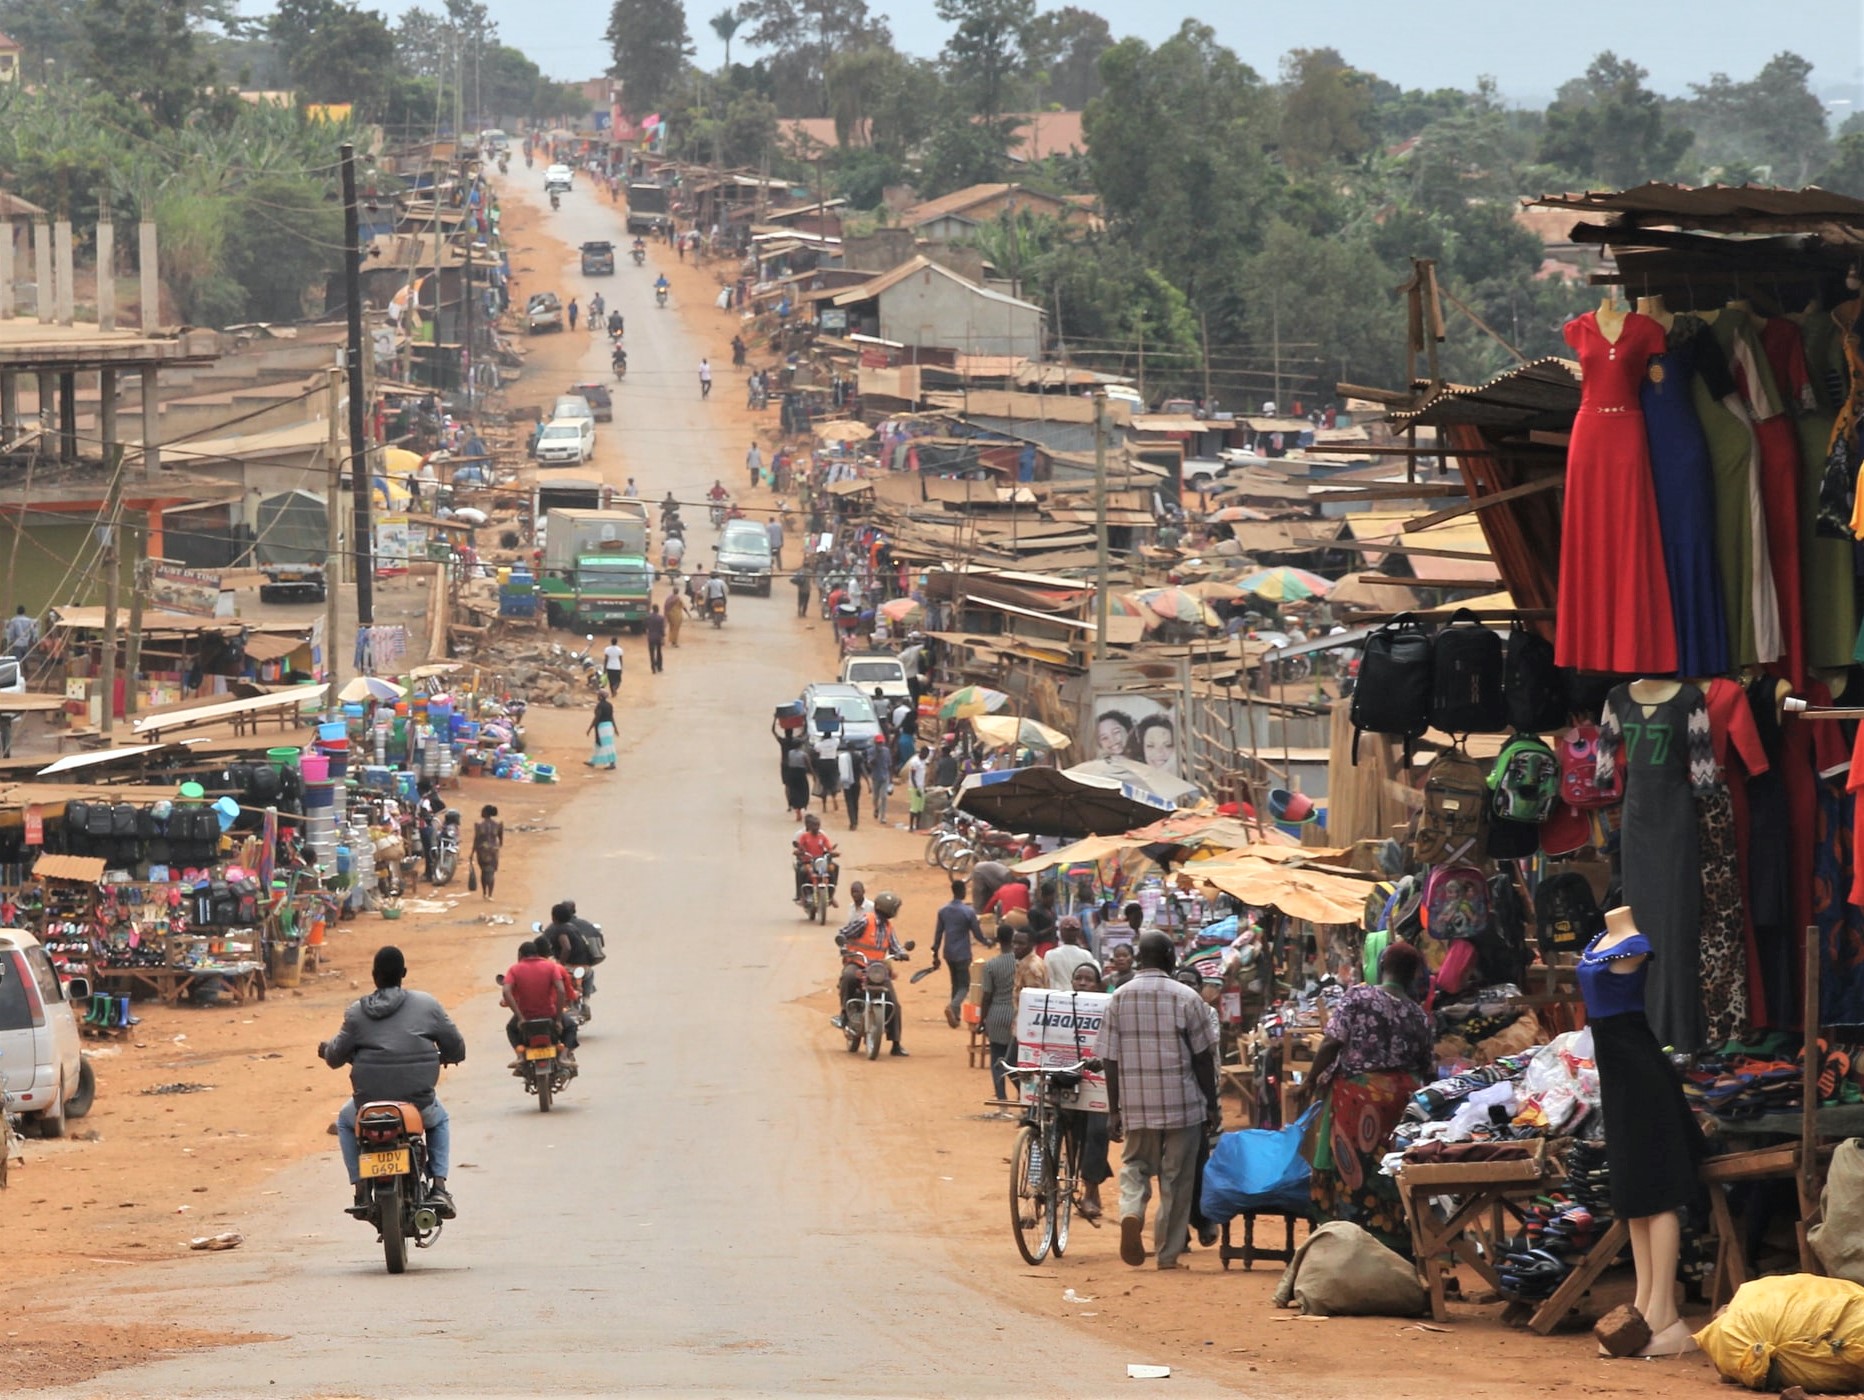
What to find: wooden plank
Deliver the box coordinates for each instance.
[1358,574,1503,590]
[1528,1218,1630,1335]
[1334,381,1418,407]
[1404,476,1563,532]
[1309,482,1466,500]
[1302,538,1495,564]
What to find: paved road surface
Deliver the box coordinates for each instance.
[33,180,1236,1399]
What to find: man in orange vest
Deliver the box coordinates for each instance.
[833,890,908,1056]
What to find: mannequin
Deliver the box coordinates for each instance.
[1635,293,1673,329]
[1595,296,1628,342]
[1582,906,1703,1358]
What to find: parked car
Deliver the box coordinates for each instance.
[535,418,595,465]
[550,394,595,425]
[526,292,563,334]
[798,683,882,748]
[840,651,911,706]
[566,382,613,422]
[544,163,573,193]
[714,517,773,595]
[0,930,94,1137]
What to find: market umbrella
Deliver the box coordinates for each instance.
[1130,586,1221,627]
[1191,856,1373,926]
[939,685,1010,720]
[1065,756,1204,808]
[1108,593,1149,618]
[972,714,1072,753]
[814,420,875,444]
[1235,566,1335,602]
[1183,578,1250,603]
[878,597,924,625]
[1208,506,1268,523]
[954,765,1180,837]
[338,675,406,704]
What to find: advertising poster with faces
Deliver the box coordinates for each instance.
[1090,695,1180,777]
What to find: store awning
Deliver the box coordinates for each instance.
[1191,857,1373,925]
[242,633,309,663]
[133,684,326,737]
[33,853,107,882]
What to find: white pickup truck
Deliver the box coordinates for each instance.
[839,651,911,706]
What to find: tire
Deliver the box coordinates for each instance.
[36,1074,65,1138]
[1048,1120,1073,1258]
[947,847,978,878]
[65,1059,95,1120]
[1010,1124,1052,1265]
[811,887,827,924]
[432,848,457,887]
[864,1003,882,1061]
[379,1179,407,1274]
[923,832,947,867]
[536,1064,554,1112]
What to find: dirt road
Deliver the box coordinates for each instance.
[7,177,1724,1400]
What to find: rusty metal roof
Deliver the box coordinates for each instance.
[1390,358,1581,433]
[1527,182,1864,231]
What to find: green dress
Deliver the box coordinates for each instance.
[1792,311,1857,669]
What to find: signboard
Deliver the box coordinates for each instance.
[1014,988,1109,1113]
[375,516,411,573]
[150,563,221,618]
[24,805,42,847]
[819,308,848,333]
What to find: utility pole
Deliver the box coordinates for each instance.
[325,366,344,692]
[1136,319,1146,406]
[340,142,376,628]
[463,240,475,412]
[1093,391,1109,663]
[1271,296,1283,412]
[123,552,145,719]
[96,446,126,735]
[1200,309,1213,410]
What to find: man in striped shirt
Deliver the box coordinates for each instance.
[1099,932,1221,1270]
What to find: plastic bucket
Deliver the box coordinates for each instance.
[267,746,301,771]
[302,783,336,810]
[267,941,303,988]
[318,721,347,742]
[299,752,330,784]
[532,763,556,783]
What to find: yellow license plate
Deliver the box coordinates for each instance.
[524,1047,557,1061]
[358,1148,411,1178]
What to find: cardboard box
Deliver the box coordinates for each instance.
[1015,988,1109,1113]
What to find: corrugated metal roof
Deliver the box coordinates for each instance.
[33,854,107,882]
[1527,182,1864,228]
[1390,358,1581,433]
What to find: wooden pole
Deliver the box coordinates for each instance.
[325,367,344,692]
[97,446,126,735]
[124,549,144,718]
[1093,391,1109,662]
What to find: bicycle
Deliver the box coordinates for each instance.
[1003,1055,1100,1265]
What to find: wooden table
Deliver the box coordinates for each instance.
[97,964,267,1007]
[1397,1155,1550,1323]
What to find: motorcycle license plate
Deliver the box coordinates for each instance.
[359,1148,411,1178]
[524,1047,557,1061]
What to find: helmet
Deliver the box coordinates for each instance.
[873,891,901,919]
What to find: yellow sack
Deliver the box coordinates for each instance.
[1696,1274,1864,1392]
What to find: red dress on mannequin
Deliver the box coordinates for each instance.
[1556,312,1679,674]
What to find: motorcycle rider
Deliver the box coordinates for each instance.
[631,236,646,263]
[501,939,578,1068]
[611,341,629,376]
[704,571,728,619]
[320,945,465,1219]
[659,491,680,529]
[793,811,839,907]
[607,309,624,338]
[654,272,670,302]
[539,899,603,1004]
[833,890,908,1056]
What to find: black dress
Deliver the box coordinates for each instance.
[1578,932,1703,1219]
[1744,677,1794,1028]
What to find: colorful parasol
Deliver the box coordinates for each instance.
[1184,578,1249,603]
[1129,587,1221,626]
[814,419,875,443]
[971,714,1072,753]
[339,675,406,704]
[1234,566,1334,602]
[939,685,1011,719]
[878,597,923,624]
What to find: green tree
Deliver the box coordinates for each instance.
[0,0,86,72]
[736,0,888,116]
[221,174,342,320]
[1277,47,1373,172]
[936,0,1033,126]
[79,0,216,127]
[269,0,401,120]
[1022,5,1109,110]
[1818,131,1864,198]
[1682,52,1829,184]
[1538,52,1692,186]
[708,5,742,68]
[604,0,692,115]
[829,145,902,207]
[1237,219,1405,391]
[921,109,1020,195]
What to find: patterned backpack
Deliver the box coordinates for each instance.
[1557,723,1621,809]
[1489,735,1560,824]
[1412,749,1490,866]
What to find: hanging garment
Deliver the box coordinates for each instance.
[1641,317,1732,677]
[1693,317,1782,668]
[1705,677,1770,1026]
[1788,311,1858,670]
[1819,299,1864,542]
[1555,312,1678,674]
[1745,677,1795,1030]
[1697,782,1750,1046]
[1597,683,1717,1054]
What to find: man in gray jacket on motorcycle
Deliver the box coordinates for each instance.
[321,946,466,1219]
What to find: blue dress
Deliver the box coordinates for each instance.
[1640,317,1731,677]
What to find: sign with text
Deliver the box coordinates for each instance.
[150,564,221,618]
[24,805,42,847]
[1015,988,1109,1113]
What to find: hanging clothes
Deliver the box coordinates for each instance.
[1787,310,1856,671]
[1556,312,1678,674]
[1693,315,1782,668]
[1818,299,1864,543]
[1641,316,1732,677]
[1745,677,1795,1030]
[1597,683,1717,1054]
[1698,783,1749,1045]
[1705,677,1770,1027]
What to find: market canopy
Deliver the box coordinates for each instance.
[339,676,406,703]
[972,714,1071,753]
[940,685,1010,720]
[1064,757,1203,808]
[954,765,1179,837]
[133,684,326,737]
[1010,832,1142,874]
[1235,566,1334,602]
[1191,857,1373,925]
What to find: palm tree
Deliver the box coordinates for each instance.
[709,6,743,72]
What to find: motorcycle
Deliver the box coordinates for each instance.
[709,501,727,529]
[530,922,597,1026]
[612,352,628,381]
[497,155,509,175]
[655,285,668,308]
[707,593,727,628]
[798,852,835,924]
[428,809,462,886]
[549,190,560,211]
[835,937,915,1060]
[348,1098,445,1273]
[631,246,646,267]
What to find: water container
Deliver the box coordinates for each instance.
[318,721,347,742]
[532,763,556,783]
[267,746,301,771]
[299,751,329,784]
[302,782,336,810]
[393,772,417,802]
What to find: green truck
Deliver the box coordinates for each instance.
[538,506,655,631]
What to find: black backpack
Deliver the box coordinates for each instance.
[1351,613,1433,763]
[1430,609,1507,735]
[1534,871,1604,959]
[1503,621,1568,733]
[550,919,594,966]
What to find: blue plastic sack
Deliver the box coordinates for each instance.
[1200,1105,1318,1222]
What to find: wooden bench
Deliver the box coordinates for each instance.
[56,724,102,752]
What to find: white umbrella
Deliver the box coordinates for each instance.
[339,676,406,704]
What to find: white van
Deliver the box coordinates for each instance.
[0,930,93,1136]
[536,418,596,465]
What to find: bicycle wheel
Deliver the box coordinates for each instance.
[1009,1123,1052,1264]
[1048,1118,1074,1258]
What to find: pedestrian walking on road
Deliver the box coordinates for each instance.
[928,878,985,1029]
[978,923,1019,1104]
[869,731,893,824]
[663,588,686,648]
[792,567,812,617]
[765,514,784,570]
[644,606,666,673]
[471,804,503,899]
[586,694,618,771]
[746,440,762,489]
[699,358,712,399]
[602,636,623,695]
[1101,932,1222,1272]
[568,297,579,331]
[838,742,864,830]
[904,748,928,831]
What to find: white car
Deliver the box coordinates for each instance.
[0,930,94,1136]
[535,418,595,465]
[840,651,911,705]
[544,164,573,193]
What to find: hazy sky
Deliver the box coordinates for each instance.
[405,0,1864,106]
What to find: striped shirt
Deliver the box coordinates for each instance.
[1098,969,1218,1130]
